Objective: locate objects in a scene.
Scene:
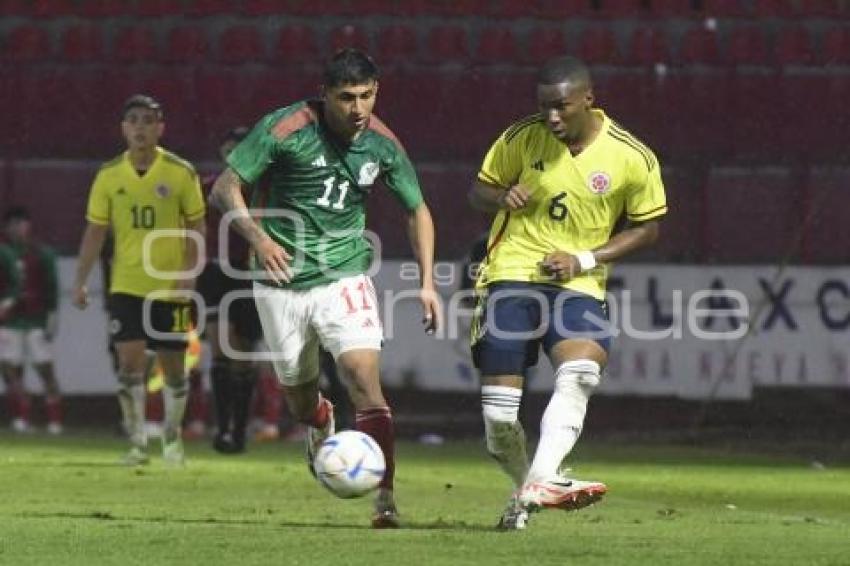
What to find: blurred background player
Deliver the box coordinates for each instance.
[211,49,440,528]
[198,126,263,454]
[469,56,666,529]
[72,94,206,466]
[0,207,63,434]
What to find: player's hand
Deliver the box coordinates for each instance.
[499,185,531,211]
[539,251,580,281]
[255,236,293,284]
[72,285,89,309]
[420,286,442,335]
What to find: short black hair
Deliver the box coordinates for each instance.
[323,48,379,89]
[3,206,30,223]
[122,94,163,121]
[223,126,249,145]
[537,56,592,87]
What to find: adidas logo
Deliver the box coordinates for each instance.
[531,159,544,172]
[312,155,327,168]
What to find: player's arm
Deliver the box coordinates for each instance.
[469,180,530,213]
[469,125,526,213]
[210,167,292,284]
[72,222,109,309]
[406,203,440,334]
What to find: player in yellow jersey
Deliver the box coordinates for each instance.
[469,56,667,530]
[72,95,206,466]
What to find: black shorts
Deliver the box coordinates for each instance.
[197,262,262,343]
[108,293,192,351]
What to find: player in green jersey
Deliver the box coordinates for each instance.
[211,49,440,528]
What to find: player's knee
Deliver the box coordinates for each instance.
[481,384,522,424]
[552,359,600,428]
[117,371,144,387]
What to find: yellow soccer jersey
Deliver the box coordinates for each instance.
[476,109,666,300]
[86,146,205,298]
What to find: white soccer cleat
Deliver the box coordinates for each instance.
[46,422,63,435]
[11,418,31,434]
[305,398,335,477]
[496,492,530,531]
[162,429,186,467]
[518,476,607,512]
[120,446,150,467]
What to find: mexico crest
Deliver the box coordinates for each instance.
[588,171,611,194]
[358,161,380,186]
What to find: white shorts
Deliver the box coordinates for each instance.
[254,274,383,386]
[0,328,53,365]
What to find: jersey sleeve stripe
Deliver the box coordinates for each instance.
[485,212,511,261]
[505,115,544,144]
[628,205,667,221]
[608,130,653,172]
[184,207,205,222]
[610,123,657,169]
[86,213,109,225]
[367,113,406,152]
[477,171,507,188]
[271,105,317,140]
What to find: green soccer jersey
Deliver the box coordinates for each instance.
[227,100,423,290]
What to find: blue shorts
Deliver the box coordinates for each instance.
[471,282,612,376]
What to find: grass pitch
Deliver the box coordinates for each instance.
[1,431,848,566]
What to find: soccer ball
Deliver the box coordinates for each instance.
[313,430,386,499]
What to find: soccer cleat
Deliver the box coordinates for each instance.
[162,429,186,467]
[11,418,31,434]
[518,476,607,512]
[120,446,150,467]
[213,432,244,455]
[371,490,401,529]
[254,423,280,442]
[496,492,529,531]
[305,398,335,477]
[46,422,63,435]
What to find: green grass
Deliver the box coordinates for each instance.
[1,431,848,566]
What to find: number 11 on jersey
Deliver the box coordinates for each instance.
[317,176,349,210]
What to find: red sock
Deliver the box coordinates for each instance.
[356,406,395,490]
[146,391,163,423]
[6,384,29,421]
[45,395,62,425]
[258,372,282,425]
[310,396,329,428]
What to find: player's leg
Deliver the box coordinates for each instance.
[227,295,260,452]
[29,328,62,434]
[114,339,151,464]
[0,329,30,432]
[314,275,396,528]
[520,294,610,512]
[207,317,236,450]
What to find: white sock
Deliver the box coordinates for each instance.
[162,381,188,441]
[527,360,600,482]
[482,385,528,488]
[118,375,146,449]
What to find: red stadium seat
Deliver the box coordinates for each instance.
[726,26,770,66]
[821,27,850,65]
[76,0,133,17]
[532,0,591,18]
[24,0,75,17]
[4,24,51,62]
[752,0,795,17]
[728,72,782,159]
[778,73,831,160]
[774,26,814,66]
[61,24,103,62]
[163,25,209,64]
[328,24,371,54]
[680,26,721,65]
[595,0,644,18]
[375,25,419,65]
[628,26,670,66]
[702,167,798,263]
[423,25,469,64]
[578,27,620,65]
[136,0,187,17]
[474,27,519,63]
[662,70,733,159]
[217,24,265,64]
[700,0,749,17]
[112,25,158,63]
[524,27,568,64]
[275,25,319,65]
[184,0,238,16]
[801,168,850,263]
[650,0,697,16]
[418,0,487,16]
[244,0,339,15]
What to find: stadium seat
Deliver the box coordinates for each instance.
[778,73,831,161]
[628,26,670,66]
[728,72,782,159]
[163,25,209,64]
[275,25,319,65]
[801,168,850,263]
[700,0,750,17]
[663,70,733,159]
[680,26,721,65]
[243,0,340,15]
[61,24,104,62]
[702,167,798,263]
[524,27,567,64]
[650,0,697,17]
[418,0,487,16]
[821,27,850,65]
[474,27,519,64]
[423,25,469,64]
[532,0,592,18]
[184,0,238,16]
[752,0,795,17]
[136,0,187,17]
[217,24,265,64]
[578,27,621,65]
[112,25,158,63]
[22,0,74,17]
[375,25,419,65]
[76,0,133,17]
[594,0,645,18]
[328,24,370,54]
[726,26,770,66]
[774,26,814,66]
[4,24,51,62]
